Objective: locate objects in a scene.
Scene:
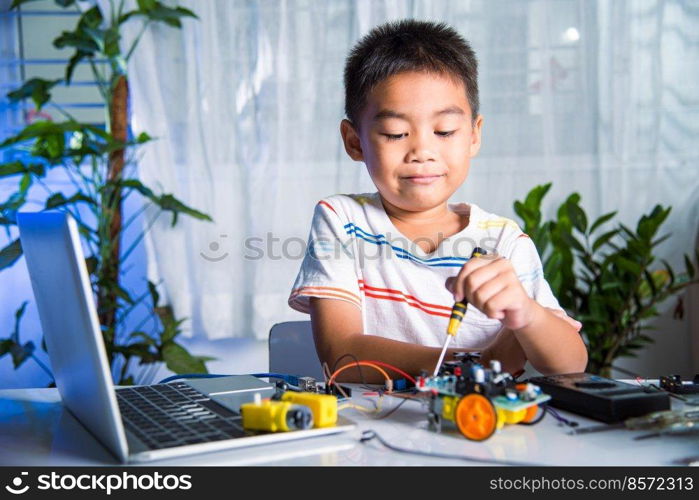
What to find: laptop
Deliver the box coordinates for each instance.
[17,211,354,463]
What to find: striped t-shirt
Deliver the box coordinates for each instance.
[288,192,563,349]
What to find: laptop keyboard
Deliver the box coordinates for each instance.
[116,382,247,450]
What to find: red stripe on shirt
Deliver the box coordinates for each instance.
[358,280,452,312]
[290,286,361,307]
[362,291,451,318]
[317,200,337,214]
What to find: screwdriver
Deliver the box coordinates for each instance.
[635,420,699,440]
[571,410,699,435]
[433,247,487,376]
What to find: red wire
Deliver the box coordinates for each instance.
[363,360,416,384]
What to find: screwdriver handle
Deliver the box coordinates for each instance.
[445,247,487,337]
[446,301,467,336]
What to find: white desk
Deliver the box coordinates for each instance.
[0,387,697,466]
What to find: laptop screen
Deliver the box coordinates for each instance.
[18,212,130,462]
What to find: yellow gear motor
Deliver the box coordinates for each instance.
[240,398,313,432]
[281,392,338,428]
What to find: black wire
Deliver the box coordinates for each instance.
[374,395,411,420]
[545,405,579,428]
[648,384,699,406]
[331,353,370,386]
[359,429,542,466]
[609,365,699,406]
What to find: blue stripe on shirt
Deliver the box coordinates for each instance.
[344,222,469,268]
[344,223,546,279]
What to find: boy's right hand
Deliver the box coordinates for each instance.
[445,254,538,331]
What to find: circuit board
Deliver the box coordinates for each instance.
[492,393,550,412]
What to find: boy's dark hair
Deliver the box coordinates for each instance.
[344,19,479,128]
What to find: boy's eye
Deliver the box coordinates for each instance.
[435,130,457,137]
[381,133,407,141]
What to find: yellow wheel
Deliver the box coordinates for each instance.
[454,394,497,441]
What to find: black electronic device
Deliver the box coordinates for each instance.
[528,373,670,423]
[660,374,699,395]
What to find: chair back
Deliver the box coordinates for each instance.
[268,321,324,380]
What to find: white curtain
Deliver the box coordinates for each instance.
[126,0,699,354]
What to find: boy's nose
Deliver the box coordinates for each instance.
[405,135,436,163]
[406,149,435,163]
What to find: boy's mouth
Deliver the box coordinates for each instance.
[400,174,446,185]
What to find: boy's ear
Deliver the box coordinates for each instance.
[340,119,364,161]
[469,114,484,157]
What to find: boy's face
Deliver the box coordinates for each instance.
[341,71,483,214]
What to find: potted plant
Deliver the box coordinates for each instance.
[0,0,213,385]
[514,183,698,377]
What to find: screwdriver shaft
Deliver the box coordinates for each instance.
[433,335,452,376]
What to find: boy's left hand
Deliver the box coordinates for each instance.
[445,255,537,331]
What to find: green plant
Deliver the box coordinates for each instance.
[514,183,699,377]
[0,0,213,385]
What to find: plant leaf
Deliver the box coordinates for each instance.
[10,341,35,369]
[566,200,587,234]
[524,183,551,210]
[84,256,98,274]
[0,162,46,180]
[162,342,207,374]
[54,29,100,53]
[140,4,198,28]
[114,284,135,305]
[650,233,671,248]
[642,269,657,298]
[661,259,676,287]
[615,256,642,276]
[137,0,157,10]
[11,300,29,342]
[155,194,212,227]
[135,132,152,144]
[589,211,617,235]
[636,205,671,241]
[45,191,97,209]
[118,178,155,199]
[6,78,62,111]
[10,0,43,9]
[0,339,13,357]
[194,355,217,363]
[147,280,160,307]
[561,231,585,253]
[592,229,620,253]
[64,50,89,84]
[128,331,156,347]
[0,239,23,271]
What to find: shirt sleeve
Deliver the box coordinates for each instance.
[508,234,563,311]
[288,199,361,313]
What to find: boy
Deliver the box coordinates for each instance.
[288,20,587,381]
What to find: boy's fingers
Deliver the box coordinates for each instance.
[447,254,503,302]
[471,277,509,312]
[452,257,509,302]
[480,284,515,319]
